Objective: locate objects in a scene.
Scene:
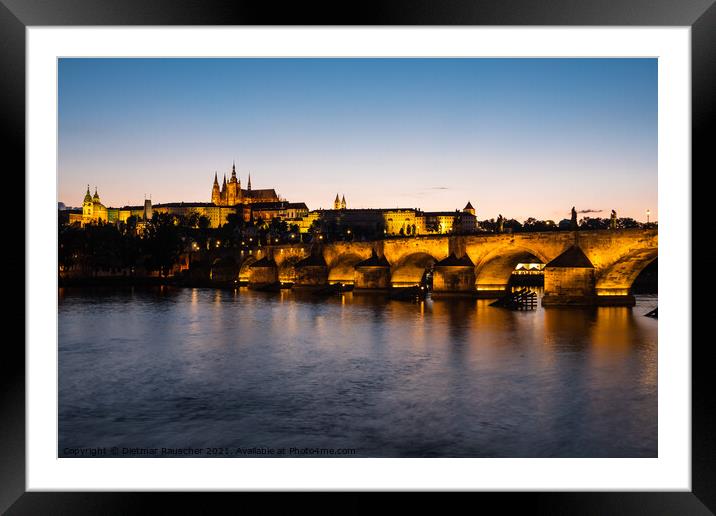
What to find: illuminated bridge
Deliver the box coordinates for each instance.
[228,228,657,306]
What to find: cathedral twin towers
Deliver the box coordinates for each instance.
[334,194,347,210]
[211,162,280,206]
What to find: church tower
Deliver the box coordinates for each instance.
[82,185,93,222]
[341,195,347,210]
[334,194,341,210]
[211,172,221,205]
[463,201,475,216]
[227,160,239,206]
[220,174,227,205]
[247,173,252,191]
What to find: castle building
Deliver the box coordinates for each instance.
[297,200,478,236]
[63,172,476,237]
[212,162,280,206]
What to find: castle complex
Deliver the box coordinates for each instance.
[211,162,280,206]
[66,162,478,235]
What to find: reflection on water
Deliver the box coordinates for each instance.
[58,287,657,457]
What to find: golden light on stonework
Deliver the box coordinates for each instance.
[596,288,630,296]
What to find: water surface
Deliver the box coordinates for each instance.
[58,287,657,457]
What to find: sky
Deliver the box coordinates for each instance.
[58,58,657,222]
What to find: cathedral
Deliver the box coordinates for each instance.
[333,194,347,210]
[211,162,280,206]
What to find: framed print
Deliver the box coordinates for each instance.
[3,0,713,513]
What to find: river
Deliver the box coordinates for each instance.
[58,287,657,457]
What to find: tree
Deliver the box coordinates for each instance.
[186,211,200,229]
[503,219,522,232]
[125,215,138,235]
[198,215,211,230]
[579,217,608,230]
[617,217,640,229]
[143,213,184,277]
[523,218,558,232]
[479,218,496,232]
[557,219,572,230]
[426,220,440,233]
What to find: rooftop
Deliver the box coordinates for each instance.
[545,245,595,268]
[436,253,475,267]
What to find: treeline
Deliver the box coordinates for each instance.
[477,217,655,232]
[59,212,299,277]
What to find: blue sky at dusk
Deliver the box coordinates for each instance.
[58,58,657,222]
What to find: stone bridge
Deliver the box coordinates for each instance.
[225,229,657,306]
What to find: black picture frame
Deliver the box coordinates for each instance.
[3,0,712,513]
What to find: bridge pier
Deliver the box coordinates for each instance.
[354,266,391,290]
[432,254,476,295]
[542,246,597,306]
[248,257,279,286]
[294,255,328,288]
[354,253,391,290]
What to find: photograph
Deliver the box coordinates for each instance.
[57,57,659,459]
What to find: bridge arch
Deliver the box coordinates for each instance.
[238,255,257,283]
[474,245,550,294]
[595,248,658,296]
[390,252,438,287]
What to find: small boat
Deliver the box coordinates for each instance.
[390,285,427,301]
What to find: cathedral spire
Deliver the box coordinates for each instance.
[213,171,218,185]
[247,173,251,191]
[231,160,236,179]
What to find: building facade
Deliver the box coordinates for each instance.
[64,173,477,236]
[69,186,152,227]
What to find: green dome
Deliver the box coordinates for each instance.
[83,186,92,203]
